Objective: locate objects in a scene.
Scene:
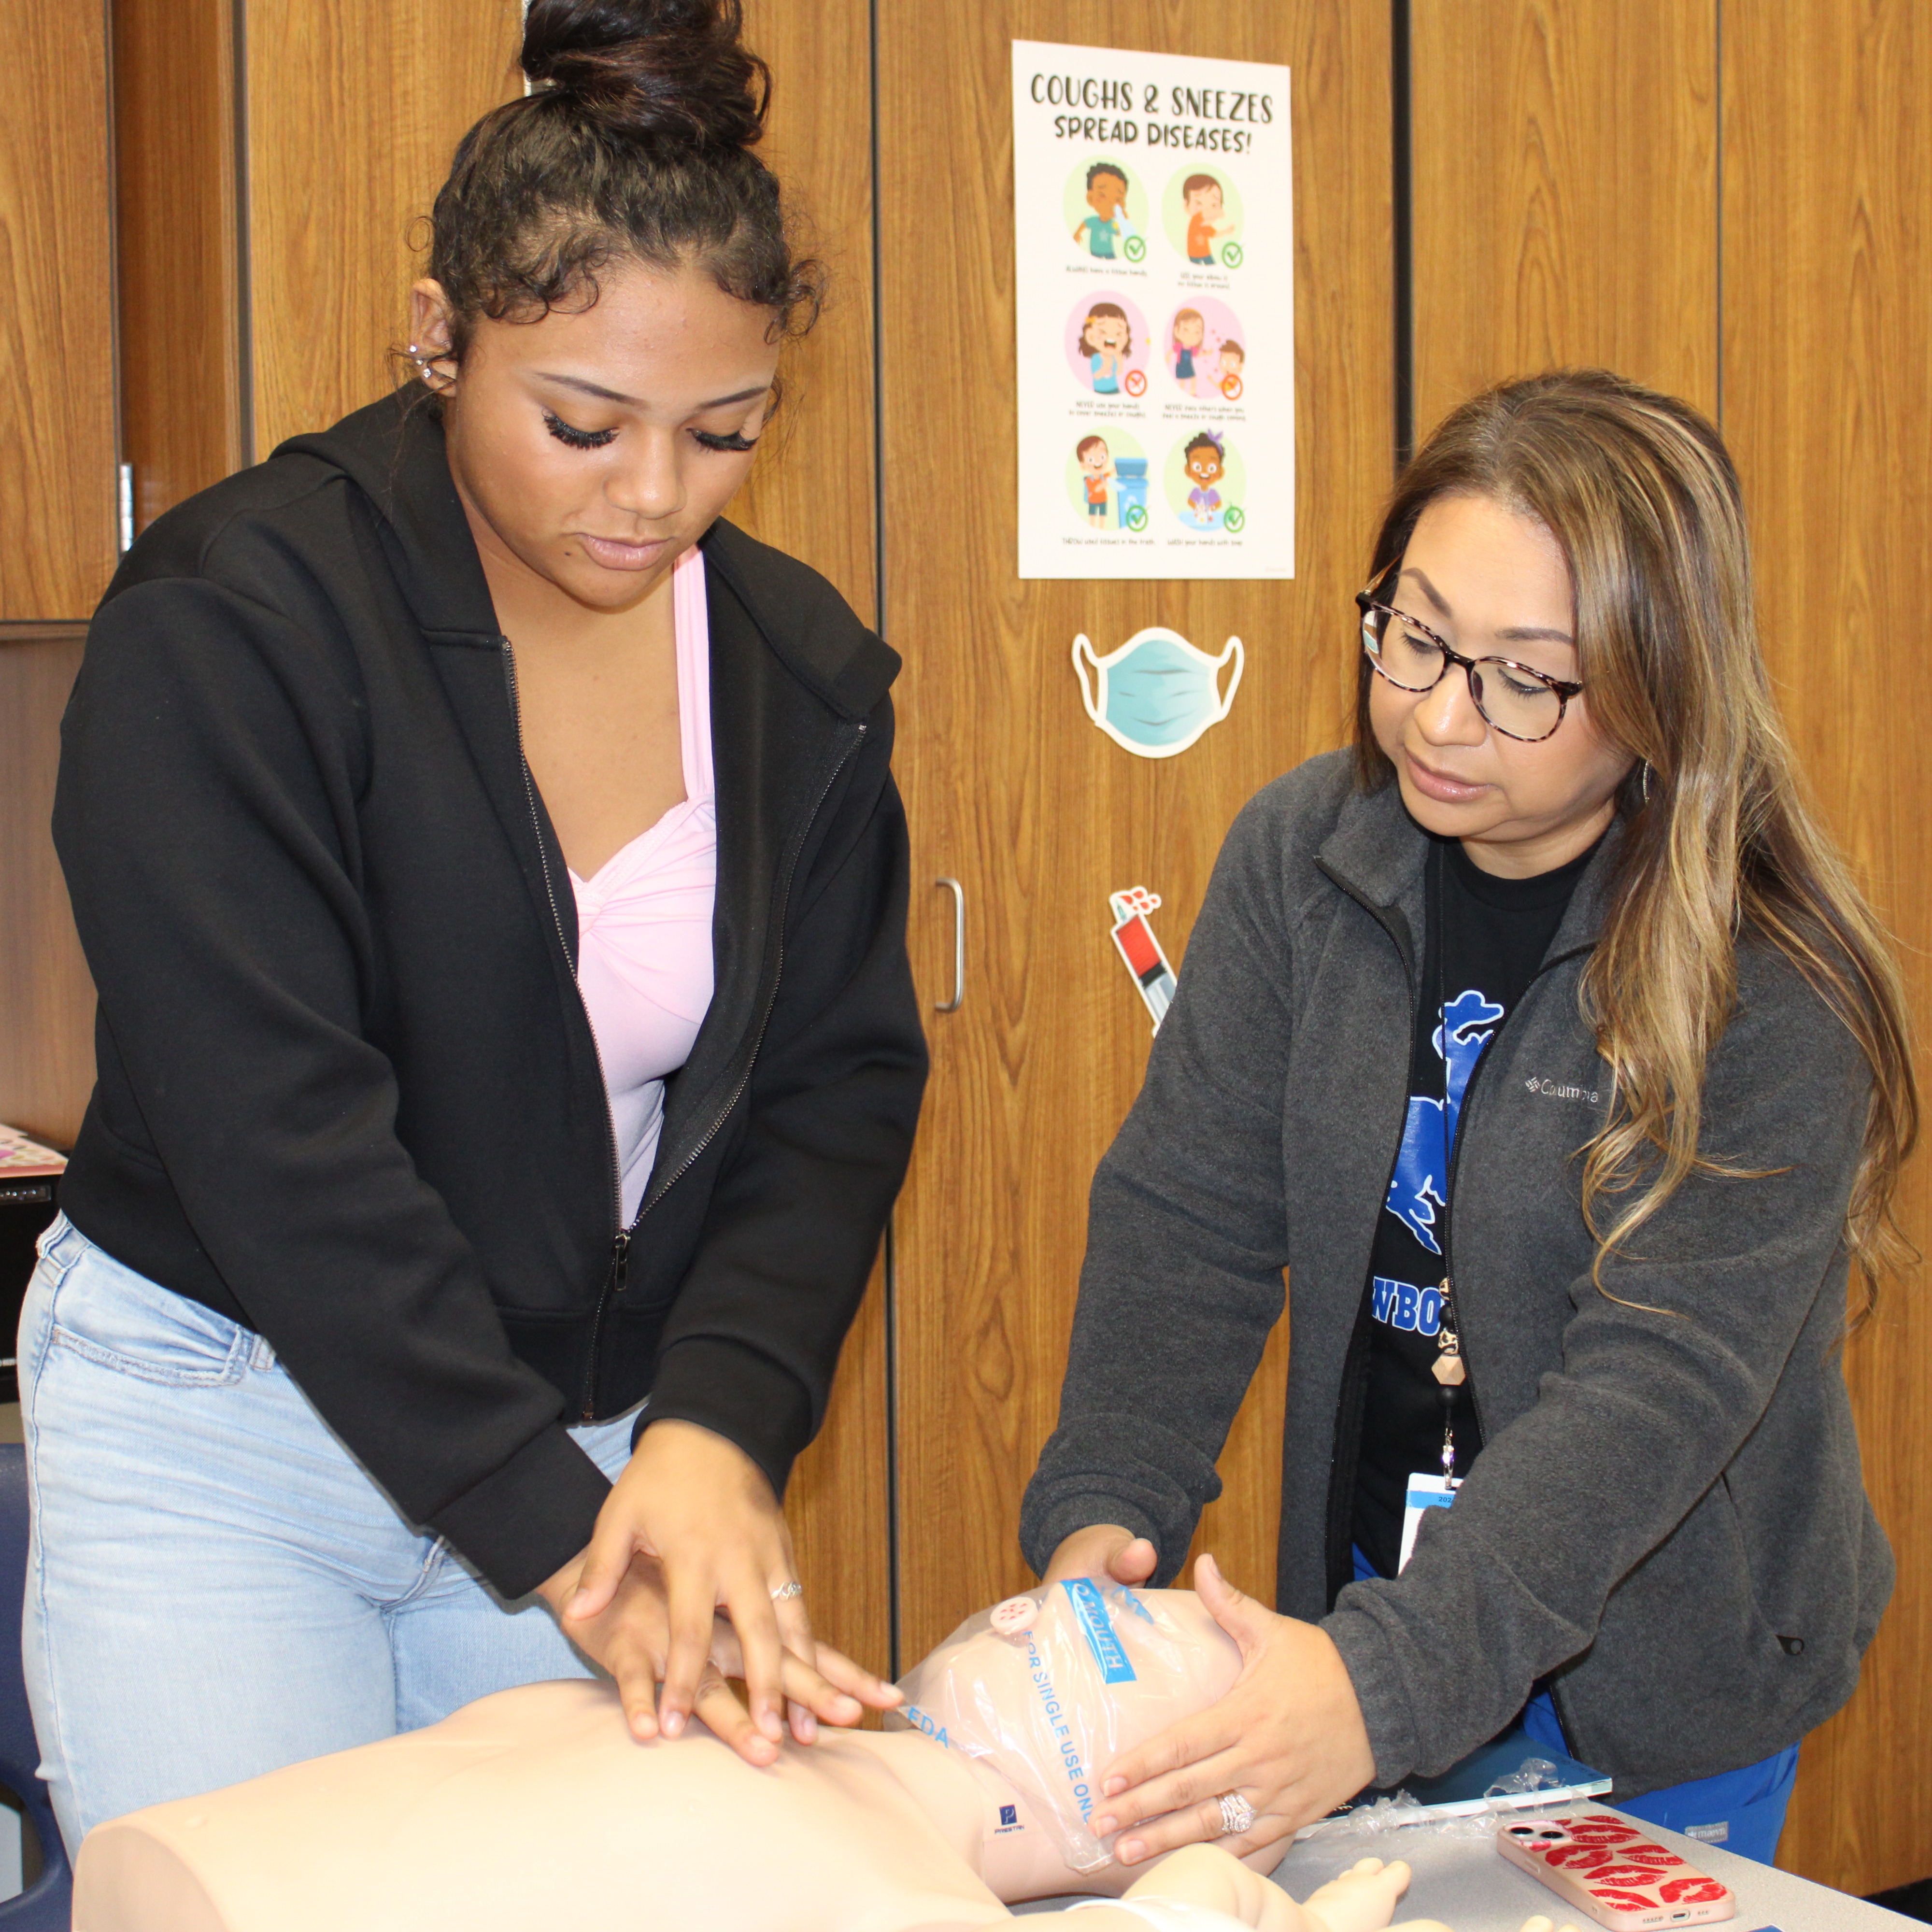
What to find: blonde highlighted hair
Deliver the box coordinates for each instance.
[1355,370,1917,1314]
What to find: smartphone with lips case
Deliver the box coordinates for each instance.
[1497,1815,1735,1931]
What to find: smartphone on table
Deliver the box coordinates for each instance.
[1497,1814,1735,1931]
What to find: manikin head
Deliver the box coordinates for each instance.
[890,1581,1242,1874]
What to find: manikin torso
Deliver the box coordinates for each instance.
[80,1679,1037,1932]
[76,1585,1252,1932]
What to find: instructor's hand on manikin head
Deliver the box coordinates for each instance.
[1044,1523,1161,1590]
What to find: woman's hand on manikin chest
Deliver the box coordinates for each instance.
[492,554,687,881]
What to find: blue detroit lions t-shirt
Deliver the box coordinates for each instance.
[1351,833,1598,1578]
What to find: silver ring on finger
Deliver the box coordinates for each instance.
[770,1580,805,1602]
[1216,1790,1257,1837]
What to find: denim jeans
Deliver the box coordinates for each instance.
[20,1214,637,1855]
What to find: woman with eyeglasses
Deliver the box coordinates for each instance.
[1023,370,1916,1871]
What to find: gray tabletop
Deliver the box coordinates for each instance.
[1017,1809,1917,1931]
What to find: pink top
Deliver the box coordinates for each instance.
[569,546,717,1222]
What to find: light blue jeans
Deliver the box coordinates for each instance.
[20,1215,637,1856]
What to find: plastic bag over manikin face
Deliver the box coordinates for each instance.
[884,1581,1241,1873]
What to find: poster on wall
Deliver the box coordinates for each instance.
[1011,41,1293,582]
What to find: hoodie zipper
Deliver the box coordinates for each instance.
[500,641,626,1243]
[514,668,865,1422]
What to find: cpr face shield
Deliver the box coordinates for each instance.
[885,1581,1241,1873]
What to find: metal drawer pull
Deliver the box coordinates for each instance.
[934,877,965,1013]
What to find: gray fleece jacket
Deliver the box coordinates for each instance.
[1021,750,1891,1797]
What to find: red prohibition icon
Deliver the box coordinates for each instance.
[1222,374,1244,401]
[1124,368,1147,398]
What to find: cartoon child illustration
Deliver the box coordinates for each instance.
[1181,171,1238,265]
[1078,434,1115,524]
[1079,303,1132,395]
[1073,162,1135,260]
[1218,340,1245,399]
[1183,431,1225,526]
[1169,308,1206,396]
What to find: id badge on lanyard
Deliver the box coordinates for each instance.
[1398,1471,1461,1572]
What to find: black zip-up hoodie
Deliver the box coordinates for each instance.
[53,395,927,1598]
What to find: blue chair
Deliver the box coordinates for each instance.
[0,1443,71,1927]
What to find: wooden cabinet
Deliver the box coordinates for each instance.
[0,0,115,1141]
[878,0,1393,1663]
[1723,0,1931,1895]
[0,0,118,621]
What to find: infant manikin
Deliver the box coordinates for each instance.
[73,1586,1457,1932]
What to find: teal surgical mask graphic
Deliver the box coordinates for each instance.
[1072,628,1245,758]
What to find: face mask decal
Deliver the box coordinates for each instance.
[1071,628,1244,758]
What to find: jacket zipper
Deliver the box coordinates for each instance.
[500,641,631,1424]
[1438,936,1593,1445]
[500,642,626,1235]
[1439,948,1590,1756]
[573,715,867,1421]
[1323,906,1420,1600]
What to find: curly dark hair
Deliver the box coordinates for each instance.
[422,0,823,369]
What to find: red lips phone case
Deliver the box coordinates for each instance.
[1497,1815,1735,1931]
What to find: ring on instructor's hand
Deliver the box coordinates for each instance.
[1216,1790,1256,1837]
[770,1580,804,1602]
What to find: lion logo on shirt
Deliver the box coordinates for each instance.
[1383,988,1506,1254]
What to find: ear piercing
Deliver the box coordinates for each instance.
[408,343,448,389]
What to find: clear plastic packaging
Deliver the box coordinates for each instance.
[886,1581,1241,1873]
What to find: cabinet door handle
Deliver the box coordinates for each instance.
[934,877,965,1013]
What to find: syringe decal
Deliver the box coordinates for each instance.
[1108,886,1179,1032]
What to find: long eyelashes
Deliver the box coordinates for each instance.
[543,411,616,450]
[541,411,760,456]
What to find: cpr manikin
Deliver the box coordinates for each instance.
[74,1586,1450,1932]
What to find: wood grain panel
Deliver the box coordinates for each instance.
[1722,0,1932,1895]
[0,0,117,618]
[245,0,524,453]
[730,0,878,622]
[884,2,1392,1661]
[114,0,244,533]
[0,629,94,1146]
[731,0,889,1681]
[1410,0,1719,436]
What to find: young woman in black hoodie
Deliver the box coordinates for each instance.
[30,0,923,1851]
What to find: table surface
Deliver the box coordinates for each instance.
[1015,1808,1918,1932]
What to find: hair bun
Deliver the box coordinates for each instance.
[522,0,767,151]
